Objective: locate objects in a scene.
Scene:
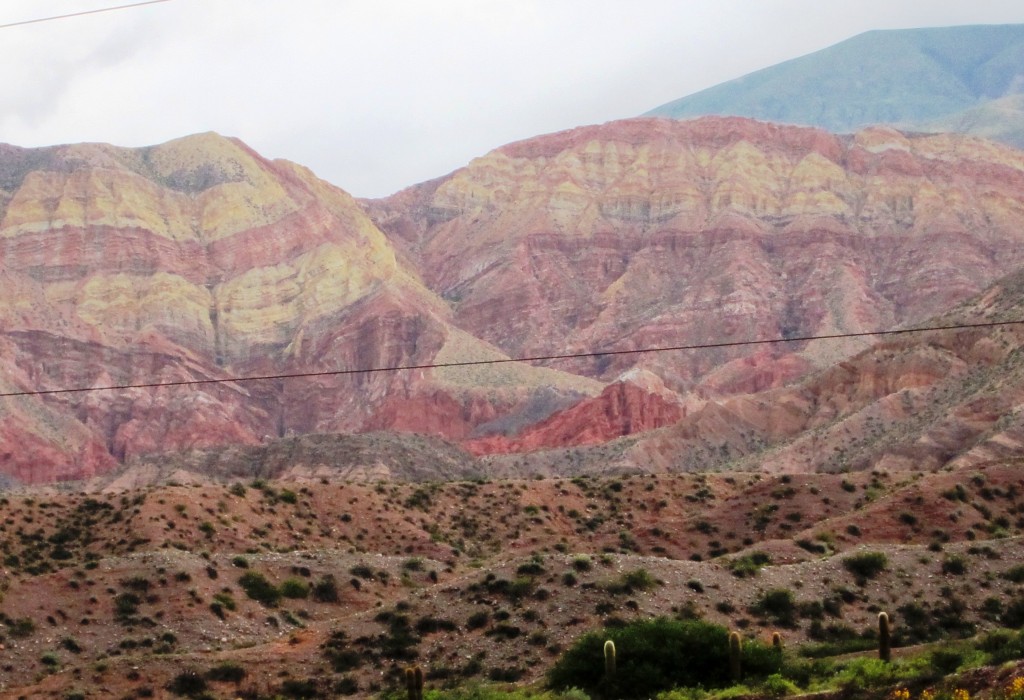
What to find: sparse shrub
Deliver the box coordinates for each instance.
[206,661,246,683]
[238,571,281,607]
[751,588,797,627]
[517,560,545,576]
[415,616,457,634]
[114,593,141,619]
[280,577,310,599]
[729,551,772,578]
[312,575,340,603]
[121,576,151,592]
[321,630,363,672]
[571,556,593,572]
[279,677,318,698]
[942,555,968,575]
[761,672,800,697]
[166,669,208,697]
[60,637,83,653]
[1002,565,1024,583]
[467,611,490,630]
[350,564,373,579]
[604,568,658,594]
[842,551,888,580]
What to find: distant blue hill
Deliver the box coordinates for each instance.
[645,24,1024,138]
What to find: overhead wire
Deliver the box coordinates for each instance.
[0,0,174,30]
[1,318,1021,399]
[0,4,1020,399]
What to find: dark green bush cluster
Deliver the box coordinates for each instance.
[750,588,797,627]
[239,571,282,607]
[729,551,772,578]
[547,617,781,699]
[842,551,888,580]
[603,568,659,594]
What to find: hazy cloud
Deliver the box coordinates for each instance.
[2,0,1022,196]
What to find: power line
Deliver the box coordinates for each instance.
[1,319,1021,399]
[0,0,174,30]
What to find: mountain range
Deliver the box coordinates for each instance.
[5,21,1024,700]
[646,24,1024,148]
[3,117,1024,485]
[2,24,1024,486]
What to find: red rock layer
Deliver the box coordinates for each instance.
[467,376,684,455]
[367,117,1024,391]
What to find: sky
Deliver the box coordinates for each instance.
[2,1,1023,198]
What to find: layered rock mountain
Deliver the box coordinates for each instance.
[0,134,594,483]
[368,117,1024,388]
[4,116,1024,484]
[645,24,1024,147]
[478,267,1024,479]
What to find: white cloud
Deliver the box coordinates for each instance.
[1,0,1022,196]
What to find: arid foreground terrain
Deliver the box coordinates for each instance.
[3,461,1024,698]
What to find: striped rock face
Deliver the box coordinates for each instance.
[369,117,1024,388]
[5,115,1024,483]
[0,134,594,483]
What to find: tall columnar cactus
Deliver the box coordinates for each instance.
[878,612,891,662]
[728,630,742,681]
[604,639,617,679]
[772,631,783,650]
[406,666,424,700]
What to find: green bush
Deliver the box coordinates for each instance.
[750,589,797,627]
[279,577,310,599]
[239,571,281,607]
[1003,596,1024,628]
[1002,565,1024,583]
[167,670,208,697]
[729,552,772,578]
[547,617,780,699]
[206,661,246,683]
[978,628,1024,663]
[760,673,801,697]
[312,575,340,603]
[842,551,888,580]
[604,568,658,594]
[941,555,967,575]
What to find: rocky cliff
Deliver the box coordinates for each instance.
[0,134,593,482]
[368,117,1024,388]
[5,116,1024,483]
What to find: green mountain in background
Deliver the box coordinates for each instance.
[645,24,1024,141]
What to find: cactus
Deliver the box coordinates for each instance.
[406,666,424,700]
[772,631,783,650]
[728,630,742,681]
[878,612,891,662]
[604,639,616,678]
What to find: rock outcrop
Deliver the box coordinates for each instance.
[467,369,687,454]
[6,116,1024,482]
[0,134,593,482]
[367,117,1024,391]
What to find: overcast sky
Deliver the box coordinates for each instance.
[2,1,1022,198]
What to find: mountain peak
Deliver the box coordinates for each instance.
[645,24,1024,139]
